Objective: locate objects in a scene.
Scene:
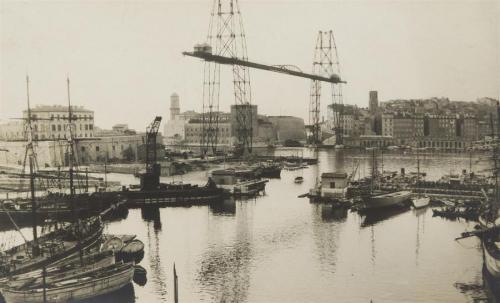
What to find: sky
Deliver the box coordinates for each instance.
[1,0,499,130]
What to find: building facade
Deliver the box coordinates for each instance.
[26,105,94,140]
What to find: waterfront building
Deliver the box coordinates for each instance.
[381,113,393,137]
[26,105,94,140]
[184,113,233,147]
[230,104,258,138]
[0,120,24,141]
[267,116,306,143]
[392,113,415,145]
[0,105,94,141]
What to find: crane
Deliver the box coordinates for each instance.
[140,116,162,191]
[183,48,346,85]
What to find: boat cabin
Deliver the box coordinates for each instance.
[211,169,255,185]
[320,172,348,198]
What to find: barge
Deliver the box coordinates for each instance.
[211,168,268,196]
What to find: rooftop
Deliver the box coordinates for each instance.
[23,105,93,113]
[321,172,347,178]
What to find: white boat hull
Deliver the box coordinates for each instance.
[363,191,411,209]
[412,196,430,209]
[2,263,134,303]
[484,239,500,279]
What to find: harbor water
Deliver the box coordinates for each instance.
[1,149,493,302]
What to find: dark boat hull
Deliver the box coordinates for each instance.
[124,188,229,207]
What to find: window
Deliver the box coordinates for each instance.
[96,146,100,152]
[330,182,336,188]
[112,146,115,151]
[85,125,88,130]
[57,125,61,131]
[81,146,85,151]
[89,125,93,130]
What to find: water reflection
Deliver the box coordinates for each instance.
[311,204,341,274]
[145,213,168,298]
[196,202,253,302]
[320,204,348,222]
[209,198,236,216]
[141,207,162,231]
[414,207,428,265]
[360,205,411,227]
[481,264,500,301]
[80,283,136,303]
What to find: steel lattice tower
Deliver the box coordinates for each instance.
[202,0,252,156]
[309,30,343,146]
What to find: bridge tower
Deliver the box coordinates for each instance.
[309,30,343,146]
[202,0,252,156]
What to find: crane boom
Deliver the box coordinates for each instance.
[183,51,346,84]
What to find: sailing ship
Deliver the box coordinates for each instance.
[0,77,104,278]
[1,78,135,302]
[456,102,500,298]
[412,149,430,209]
[361,148,411,210]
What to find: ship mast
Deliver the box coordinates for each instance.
[66,77,83,265]
[26,76,40,257]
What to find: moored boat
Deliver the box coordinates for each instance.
[0,216,104,278]
[2,262,135,303]
[211,169,268,196]
[294,176,304,184]
[412,196,430,209]
[363,190,412,210]
[0,250,114,289]
[483,232,500,279]
[124,178,229,207]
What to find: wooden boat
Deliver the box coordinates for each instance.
[257,162,282,178]
[1,262,135,303]
[294,176,304,184]
[117,239,145,263]
[483,231,500,279]
[0,250,114,289]
[412,196,430,209]
[363,190,412,210]
[212,169,268,196]
[0,216,104,278]
[102,236,124,254]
